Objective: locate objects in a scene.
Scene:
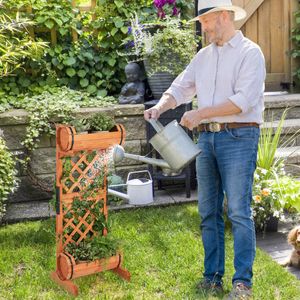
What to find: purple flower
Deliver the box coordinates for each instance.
[153,0,167,9]
[172,6,179,16]
[128,26,132,35]
[166,0,176,4]
[157,7,166,19]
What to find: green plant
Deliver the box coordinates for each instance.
[123,16,199,76]
[252,167,284,231]
[291,8,300,82]
[257,109,300,179]
[0,13,47,77]
[253,109,300,230]
[269,175,300,212]
[88,113,115,132]
[0,134,17,221]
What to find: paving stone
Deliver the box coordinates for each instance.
[3,200,51,223]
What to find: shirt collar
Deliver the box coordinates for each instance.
[227,30,243,48]
[213,30,244,49]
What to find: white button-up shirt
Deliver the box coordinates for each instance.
[165,30,266,124]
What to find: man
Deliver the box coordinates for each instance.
[144,0,266,299]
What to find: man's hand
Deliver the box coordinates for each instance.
[180,109,203,130]
[144,107,161,120]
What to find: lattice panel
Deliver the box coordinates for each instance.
[59,149,108,251]
[61,150,106,194]
[62,196,104,248]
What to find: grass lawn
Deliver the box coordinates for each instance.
[0,203,299,299]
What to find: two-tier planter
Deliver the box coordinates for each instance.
[51,124,130,296]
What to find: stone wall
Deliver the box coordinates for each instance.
[0,104,148,218]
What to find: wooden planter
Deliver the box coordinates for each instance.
[51,124,130,296]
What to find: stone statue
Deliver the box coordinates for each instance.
[119,62,145,104]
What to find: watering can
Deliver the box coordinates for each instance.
[107,170,153,205]
[112,119,201,176]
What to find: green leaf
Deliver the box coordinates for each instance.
[59,28,68,36]
[97,89,107,97]
[64,57,76,66]
[55,19,63,27]
[111,28,118,36]
[51,58,59,66]
[18,78,30,87]
[45,19,55,29]
[114,0,123,8]
[108,58,116,67]
[114,19,124,28]
[121,26,129,34]
[87,85,97,94]
[66,68,76,77]
[83,52,94,60]
[80,78,89,88]
[77,70,87,78]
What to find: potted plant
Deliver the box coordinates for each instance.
[122,15,199,98]
[252,109,300,232]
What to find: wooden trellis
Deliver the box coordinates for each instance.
[51,124,130,296]
[6,0,97,45]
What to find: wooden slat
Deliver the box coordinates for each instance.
[244,9,258,43]
[270,0,284,74]
[283,0,292,84]
[290,0,300,85]
[71,0,78,42]
[26,6,35,39]
[234,0,264,29]
[257,0,271,72]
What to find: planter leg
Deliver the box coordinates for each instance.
[112,266,131,281]
[112,254,130,281]
[50,271,79,296]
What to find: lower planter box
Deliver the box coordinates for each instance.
[51,252,130,296]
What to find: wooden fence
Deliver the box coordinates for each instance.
[234,0,299,91]
[10,0,97,45]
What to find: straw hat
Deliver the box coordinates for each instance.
[191,0,247,22]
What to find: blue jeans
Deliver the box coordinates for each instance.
[196,126,260,288]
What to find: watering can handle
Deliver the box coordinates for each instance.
[148,119,164,133]
[127,170,152,183]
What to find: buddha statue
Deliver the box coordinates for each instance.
[119,62,145,104]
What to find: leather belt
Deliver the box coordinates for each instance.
[197,122,259,133]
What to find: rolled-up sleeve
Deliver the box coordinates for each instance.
[228,48,266,113]
[164,57,197,106]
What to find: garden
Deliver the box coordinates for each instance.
[1,0,300,298]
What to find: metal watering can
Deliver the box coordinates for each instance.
[112,119,201,176]
[107,170,153,205]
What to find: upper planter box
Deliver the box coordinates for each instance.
[56,124,126,152]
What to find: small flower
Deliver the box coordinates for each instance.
[172,6,179,16]
[153,0,167,8]
[253,195,261,203]
[157,8,166,19]
[261,188,271,196]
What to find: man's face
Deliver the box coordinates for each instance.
[199,12,225,44]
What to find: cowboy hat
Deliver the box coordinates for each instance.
[190,0,247,22]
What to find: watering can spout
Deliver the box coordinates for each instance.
[112,145,171,170]
[107,188,129,201]
[112,119,201,175]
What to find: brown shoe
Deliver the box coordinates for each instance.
[196,278,223,296]
[226,282,252,300]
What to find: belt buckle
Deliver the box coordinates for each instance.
[208,122,221,132]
